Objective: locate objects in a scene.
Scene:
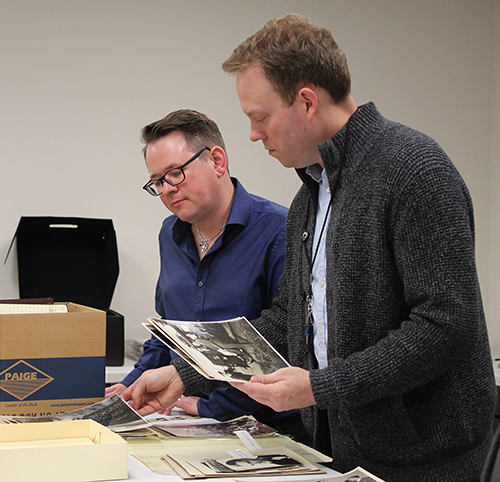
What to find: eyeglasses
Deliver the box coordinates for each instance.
[143,146,210,196]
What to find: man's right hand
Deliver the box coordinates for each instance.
[121,365,185,416]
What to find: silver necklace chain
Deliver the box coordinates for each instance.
[195,224,225,252]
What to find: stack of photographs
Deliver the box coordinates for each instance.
[161,446,326,479]
[151,415,276,438]
[143,316,290,382]
[0,395,151,434]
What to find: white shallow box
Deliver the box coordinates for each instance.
[0,419,128,482]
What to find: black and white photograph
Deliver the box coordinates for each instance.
[2,394,150,432]
[153,415,276,438]
[341,473,379,482]
[335,466,385,481]
[146,316,290,381]
[168,446,324,478]
[208,453,302,473]
[308,467,386,482]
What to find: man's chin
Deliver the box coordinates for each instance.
[274,156,296,169]
[268,150,286,166]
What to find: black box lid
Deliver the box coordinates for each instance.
[14,216,119,310]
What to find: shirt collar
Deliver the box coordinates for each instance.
[225,177,251,228]
[306,164,324,183]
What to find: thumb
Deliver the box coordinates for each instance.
[250,372,276,384]
[121,379,140,406]
[120,385,132,401]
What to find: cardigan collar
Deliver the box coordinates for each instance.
[297,102,387,199]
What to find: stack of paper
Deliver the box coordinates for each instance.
[127,410,332,475]
[1,395,150,433]
[152,415,276,438]
[0,303,68,314]
[162,446,325,479]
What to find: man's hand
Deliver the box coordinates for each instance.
[105,383,126,398]
[230,366,316,412]
[120,366,185,416]
[173,395,201,416]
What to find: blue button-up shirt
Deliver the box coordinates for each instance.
[122,178,296,423]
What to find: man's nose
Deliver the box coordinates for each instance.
[250,126,266,143]
[160,180,178,196]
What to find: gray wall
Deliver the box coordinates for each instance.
[1,1,499,350]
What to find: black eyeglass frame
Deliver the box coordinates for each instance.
[143,146,210,196]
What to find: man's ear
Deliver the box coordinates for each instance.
[297,86,319,118]
[209,146,228,178]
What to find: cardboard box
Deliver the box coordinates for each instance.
[0,302,106,417]
[0,419,128,481]
[13,216,124,366]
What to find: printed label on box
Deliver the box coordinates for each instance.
[0,357,105,402]
[0,360,54,400]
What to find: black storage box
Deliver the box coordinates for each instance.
[105,309,125,366]
[13,216,124,366]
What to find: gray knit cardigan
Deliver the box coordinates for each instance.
[175,103,496,482]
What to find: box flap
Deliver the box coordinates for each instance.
[15,217,119,310]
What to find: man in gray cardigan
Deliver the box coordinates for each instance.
[123,14,496,482]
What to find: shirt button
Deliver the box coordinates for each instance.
[302,231,309,241]
[318,328,323,335]
[198,281,204,287]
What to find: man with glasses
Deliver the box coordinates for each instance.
[107,109,308,442]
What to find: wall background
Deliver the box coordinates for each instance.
[1,1,499,350]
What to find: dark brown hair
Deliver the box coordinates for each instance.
[141,109,225,156]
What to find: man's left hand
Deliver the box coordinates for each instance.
[230,366,316,412]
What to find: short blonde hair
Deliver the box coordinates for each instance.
[222,14,351,106]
